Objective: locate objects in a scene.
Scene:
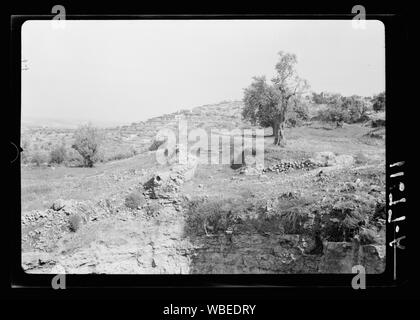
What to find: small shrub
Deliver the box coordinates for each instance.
[49,144,67,164]
[71,124,102,167]
[149,138,166,151]
[68,214,82,232]
[185,197,240,236]
[31,151,49,166]
[322,201,366,242]
[280,209,310,234]
[125,192,145,209]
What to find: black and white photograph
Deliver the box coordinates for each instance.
[19,19,387,275]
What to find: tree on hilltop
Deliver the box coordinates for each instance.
[242,51,309,146]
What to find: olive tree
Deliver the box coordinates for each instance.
[242,51,308,146]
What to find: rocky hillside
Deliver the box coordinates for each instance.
[21,100,245,163]
[21,99,386,275]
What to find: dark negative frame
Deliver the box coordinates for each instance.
[8,8,410,298]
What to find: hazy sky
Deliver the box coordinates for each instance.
[22,20,385,125]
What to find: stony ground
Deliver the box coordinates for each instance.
[21,110,386,274]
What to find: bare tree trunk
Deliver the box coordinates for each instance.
[273,122,279,145]
[278,122,285,146]
[273,121,286,146]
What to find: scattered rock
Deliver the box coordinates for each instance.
[263,158,320,173]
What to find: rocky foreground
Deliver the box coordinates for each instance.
[22,148,386,274]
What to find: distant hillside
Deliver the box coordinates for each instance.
[116,100,245,135]
[100,100,247,154]
[21,100,248,163]
[21,116,127,130]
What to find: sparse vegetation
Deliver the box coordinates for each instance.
[22,99,385,274]
[186,197,240,236]
[280,208,310,234]
[49,144,67,164]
